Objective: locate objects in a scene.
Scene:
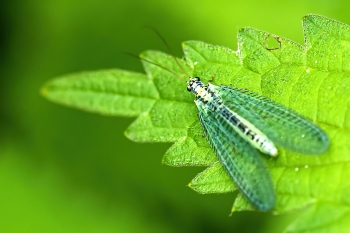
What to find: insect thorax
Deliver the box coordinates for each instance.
[187,77,217,104]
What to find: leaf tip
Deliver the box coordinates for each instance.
[161,156,171,166]
[302,14,315,22]
[237,27,245,33]
[40,85,49,97]
[123,130,133,141]
[230,206,237,213]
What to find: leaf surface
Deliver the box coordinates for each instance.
[41,14,350,232]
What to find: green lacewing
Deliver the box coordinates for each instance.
[139,33,329,211]
[186,77,329,211]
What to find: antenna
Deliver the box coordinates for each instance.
[144,26,191,78]
[125,52,186,82]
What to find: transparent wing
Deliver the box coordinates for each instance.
[217,86,329,155]
[198,106,275,211]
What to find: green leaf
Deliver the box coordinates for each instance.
[285,201,350,233]
[188,162,236,194]
[41,14,350,232]
[41,69,159,117]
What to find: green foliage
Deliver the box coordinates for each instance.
[41,14,350,232]
[41,70,159,117]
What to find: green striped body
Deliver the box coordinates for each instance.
[187,77,329,211]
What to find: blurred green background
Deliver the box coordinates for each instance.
[0,0,348,232]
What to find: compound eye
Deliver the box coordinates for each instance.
[195,77,200,81]
[187,86,191,91]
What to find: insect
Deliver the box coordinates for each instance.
[138,31,330,211]
[186,77,329,211]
